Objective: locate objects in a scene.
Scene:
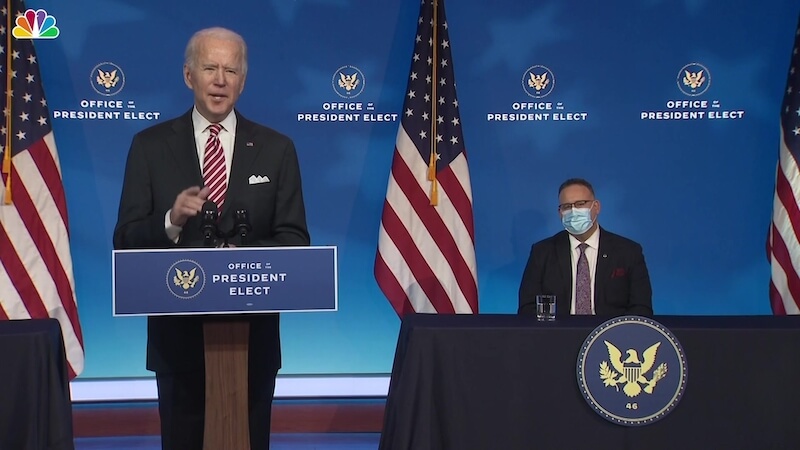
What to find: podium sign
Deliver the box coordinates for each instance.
[112,246,337,316]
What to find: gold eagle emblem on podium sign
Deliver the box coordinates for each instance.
[96,69,119,89]
[173,267,199,291]
[599,341,668,397]
[682,70,705,90]
[338,72,360,92]
[527,72,549,91]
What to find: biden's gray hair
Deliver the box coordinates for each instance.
[184,27,248,76]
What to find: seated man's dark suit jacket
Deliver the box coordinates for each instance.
[113,109,310,377]
[518,228,652,317]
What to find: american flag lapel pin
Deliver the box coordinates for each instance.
[246,142,254,147]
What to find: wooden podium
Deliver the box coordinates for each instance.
[203,321,251,450]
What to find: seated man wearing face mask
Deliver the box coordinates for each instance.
[518,178,653,317]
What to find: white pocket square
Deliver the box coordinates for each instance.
[248,175,270,184]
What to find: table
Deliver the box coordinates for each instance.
[0,319,75,450]
[379,314,800,450]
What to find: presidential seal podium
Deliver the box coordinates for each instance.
[112,246,337,450]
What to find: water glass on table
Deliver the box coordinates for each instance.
[536,294,556,321]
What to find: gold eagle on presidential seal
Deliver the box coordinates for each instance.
[676,62,710,97]
[166,259,206,299]
[332,65,366,99]
[90,62,126,96]
[173,267,199,291]
[576,316,687,426]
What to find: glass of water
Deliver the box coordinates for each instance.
[536,295,556,321]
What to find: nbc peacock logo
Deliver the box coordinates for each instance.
[12,9,60,39]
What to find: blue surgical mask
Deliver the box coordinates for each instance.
[562,206,594,235]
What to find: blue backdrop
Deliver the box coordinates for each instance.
[27,0,800,378]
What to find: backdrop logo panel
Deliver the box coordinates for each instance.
[52,62,163,122]
[576,316,688,426]
[297,64,398,124]
[12,8,59,39]
[641,62,745,121]
[90,62,125,97]
[486,64,588,123]
[166,259,206,300]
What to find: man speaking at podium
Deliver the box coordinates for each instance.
[113,27,310,450]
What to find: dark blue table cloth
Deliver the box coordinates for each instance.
[380,314,800,450]
[0,318,74,450]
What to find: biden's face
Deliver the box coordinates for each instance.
[184,36,246,123]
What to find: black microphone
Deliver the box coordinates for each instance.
[233,208,252,245]
[200,201,218,246]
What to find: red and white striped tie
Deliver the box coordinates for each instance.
[203,123,227,212]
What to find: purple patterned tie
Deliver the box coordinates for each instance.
[575,243,592,315]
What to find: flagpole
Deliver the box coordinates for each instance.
[427,0,439,206]
[3,0,12,204]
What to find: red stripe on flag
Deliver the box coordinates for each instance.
[11,163,83,344]
[770,281,788,315]
[391,152,476,310]
[27,139,69,230]
[770,222,800,313]
[436,166,478,312]
[0,224,51,319]
[437,166,475,241]
[775,160,800,235]
[379,197,456,314]
[771,160,800,314]
[374,252,414,316]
